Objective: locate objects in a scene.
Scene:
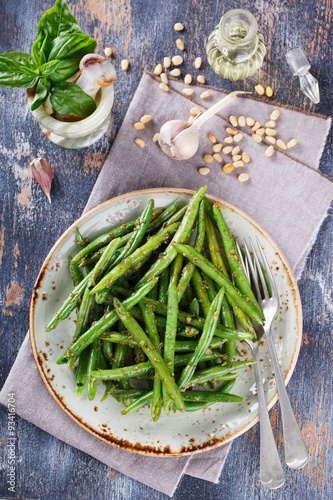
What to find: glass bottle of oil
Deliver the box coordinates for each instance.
[206,9,266,81]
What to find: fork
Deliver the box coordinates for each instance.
[239,237,309,472]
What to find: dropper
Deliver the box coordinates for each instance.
[285,48,320,104]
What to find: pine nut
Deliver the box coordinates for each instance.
[170,68,181,77]
[133,122,145,130]
[172,55,183,66]
[233,133,243,143]
[213,153,223,163]
[266,136,276,144]
[238,116,246,127]
[164,57,171,68]
[104,47,112,57]
[265,145,274,157]
[190,107,201,115]
[226,127,238,136]
[238,173,249,182]
[246,117,255,126]
[174,23,184,31]
[140,115,152,124]
[160,73,168,84]
[176,39,185,51]
[265,120,276,128]
[254,84,265,95]
[233,160,244,168]
[209,134,217,143]
[265,86,273,97]
[265,128,277,136]
[270,110,280,121]
[182,88,194,96]
[231,146,240,155]
[154,63,163,75]
[184,74,192,85]
[135,138,145,148]
[287,138,297,148]
[222,146,233,154]
[252,134,262,143]
[256,128,265,136]
[198,167,210,175]
[223,163,234,174]
[213,143,223,153]
[224,136,233,144]
[203,154,214,163]
[232,155,242,161]
[152,133,160,143]
[252,121,261,131]
[194,57,202,69]
[121,59,129,71]
[276,139,287,150]
[159,83,169,92]
[242,152,250,163]
[229,115,238,127]
[197,75,205,84]
[200,91,210,98]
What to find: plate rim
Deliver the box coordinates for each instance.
[29,187,303,457]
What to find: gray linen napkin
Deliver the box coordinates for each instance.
[1,72,332,497]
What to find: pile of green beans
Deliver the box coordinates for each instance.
[46,187,262,420]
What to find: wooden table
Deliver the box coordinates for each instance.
[0,1,331,498]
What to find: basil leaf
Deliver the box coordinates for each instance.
[47,33,96,62]
[30,78,51,111]
[0,52,39,88]
[39,60,61,77]
[49,57,80,82]
[32,33,47,66]
[50,81,97,117]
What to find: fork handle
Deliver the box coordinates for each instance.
[252,344,285,489]
[265,332,309,469]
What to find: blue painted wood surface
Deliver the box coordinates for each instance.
[0,0,332,498]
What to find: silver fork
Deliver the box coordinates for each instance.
[239,237,309,472]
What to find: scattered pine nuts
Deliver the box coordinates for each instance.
[121,59,129,71]
[184,74,192,85]
[135,138,145,148]
[233,133,243,143]
[252,134,262,143]
[265,86,273,97]
[265,145,274,157]
[194,57,202,69]
[174,22,184,31]
[226,127,238,136]
[223,163,234,174]
[200,91,210,99]
[172,55,183,65]
[238,173,249,182]
[154,63,163,75]
[266,136,276,144]
[182,88,194,96]
[276,139,287,150]
[104,47,112,57]
[170,68,181,77]
[222,146,233,154]
[229,115,238,127]
[160,73,168,85]
[203,154,214,163]
[231,146,240,155]
[270,110,280,121]
[133,122,145,130]
[140,115,152,124]
[252,121,261,132]
[254,84,265,95]
[233,160,244,168]
[232,155,242,161]
[265,128,277,136]
[238,116,246,127]
[164,57,171,68]
[246,117,255,127]
[242,152,250,163]
[265,120,276,128]
[152,133,160,143]
[224,136,233,144]
[197,75,205,84]
[190,106,201,115]
[198,167,210,175]
[213,143,223,153]
[213,153,223,163]
[159,82,169,92]
[209,133,217,143]
[287,138,297,148]
[256,128,265,136]
[176,39,185,51]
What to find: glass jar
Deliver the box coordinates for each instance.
[27,85,114,149]
[206,9,266,81]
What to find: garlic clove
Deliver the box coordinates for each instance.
[30,158,53,203]
[158,119,199,160]
[75,54,116,98]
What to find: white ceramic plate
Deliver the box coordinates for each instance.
[29,188,302,456]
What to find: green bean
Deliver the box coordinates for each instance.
[90,238,120,286]
[102,332,139,347]
[183,376,238,411]
[137,185,207,287]
[75,349,90,398]
[189,298,200,318]
[146,199,180,234]
[75,227,87,249]
[91,360,153,380]
[191,267,211,318]
[101,339,113,364]
[68,286,95,369]
[86,339,99,401]
[158,268,169,303]
[219,378,237,394]
[79,232,133,268]
[121,391,153,415]
[56,279,158,363]
[188,360,255,386]
[174,337,226,352]
[113,298,185,412]
[181,391,243,403]
[178,287,224,390]
[172,243,263,325]
[162,204,187,225]
[69,257,84,287]
[113,388,148,399]
[90,223,180,294]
